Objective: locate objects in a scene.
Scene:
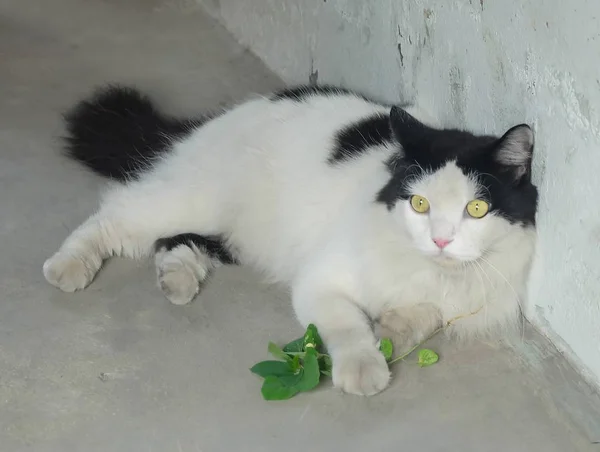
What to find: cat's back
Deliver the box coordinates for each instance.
[166,85,395,215]
[179,87,391,164]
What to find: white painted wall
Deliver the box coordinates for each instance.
[200,0,600,385]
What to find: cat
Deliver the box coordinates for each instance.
[43,84,538,396]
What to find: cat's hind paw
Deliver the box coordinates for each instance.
[157,263,200,306]
[155,246,210,306]
[43,251,100,292]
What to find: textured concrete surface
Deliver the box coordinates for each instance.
[1,0,599,451]
[201,0,600,388]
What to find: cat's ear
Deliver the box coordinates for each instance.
[389,106,434,154]
[493,124,534,182]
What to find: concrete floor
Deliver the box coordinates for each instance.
[1,0,599,451]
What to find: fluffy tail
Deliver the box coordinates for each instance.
[63,85,204,181]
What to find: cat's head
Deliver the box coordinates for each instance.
[377,107,538,264]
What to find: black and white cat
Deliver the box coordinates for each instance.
[43,85,538,396]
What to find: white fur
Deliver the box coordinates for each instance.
[155,243,216,306]
[44,93,536,395]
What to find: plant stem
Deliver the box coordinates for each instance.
[285,351,330,359]
[387,306,484,365]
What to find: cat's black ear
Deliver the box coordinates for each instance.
[389,106,433,154]
[493,124,534,182]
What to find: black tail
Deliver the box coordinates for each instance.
[63,85,205,181]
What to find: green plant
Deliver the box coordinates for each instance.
[417,348,439,367]
[250,324,441,400]
[251,308,485,400]
[250,324,328,400]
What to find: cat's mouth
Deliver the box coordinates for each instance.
[432,254,461,267]
[429,249,481,266]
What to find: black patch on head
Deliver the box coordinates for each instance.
[377,107,538,226]
[271,84,369,102]
[329,113,392,163]
[64,85,209,182]
[155,234,238,265]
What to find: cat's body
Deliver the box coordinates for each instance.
[44,85,538,396]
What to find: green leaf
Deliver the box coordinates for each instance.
[319,354,333,376]
[261,376,300,400]
[303,324,323,350]
[279,369,304,387]
[283,337,304,353]
[268,342,291,362]
[295,347,321,392]
[250,360,293,378]
[290,355,301,373]
[417,349,439,367]
[379,338,394,361]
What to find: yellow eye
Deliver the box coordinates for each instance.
[410,195,430,213]
[466,199,490,218]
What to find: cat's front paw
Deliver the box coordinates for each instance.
[376,303,443,345]
[332,346,390,396]
[43,251,100,292]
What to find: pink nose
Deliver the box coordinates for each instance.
[432,238,452,249]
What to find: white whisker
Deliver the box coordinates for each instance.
[479,256,526,339]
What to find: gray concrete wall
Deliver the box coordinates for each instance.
[199,0,600,386]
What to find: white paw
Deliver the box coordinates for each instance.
[157,264,201,306]
[43,252,100,292]
[376,304,443,345]
[332,346,391,396]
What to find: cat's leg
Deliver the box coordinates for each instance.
[154,234,237,305]
[375,303,443,349]
[43,187,216,292]
[292,285,390,396]
[43,212,148,292]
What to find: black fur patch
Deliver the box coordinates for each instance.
[63,85,208,181]
[155,234,238,265]
[377,107,538,225]
[271,84,366,102]
[329,113,392,163]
